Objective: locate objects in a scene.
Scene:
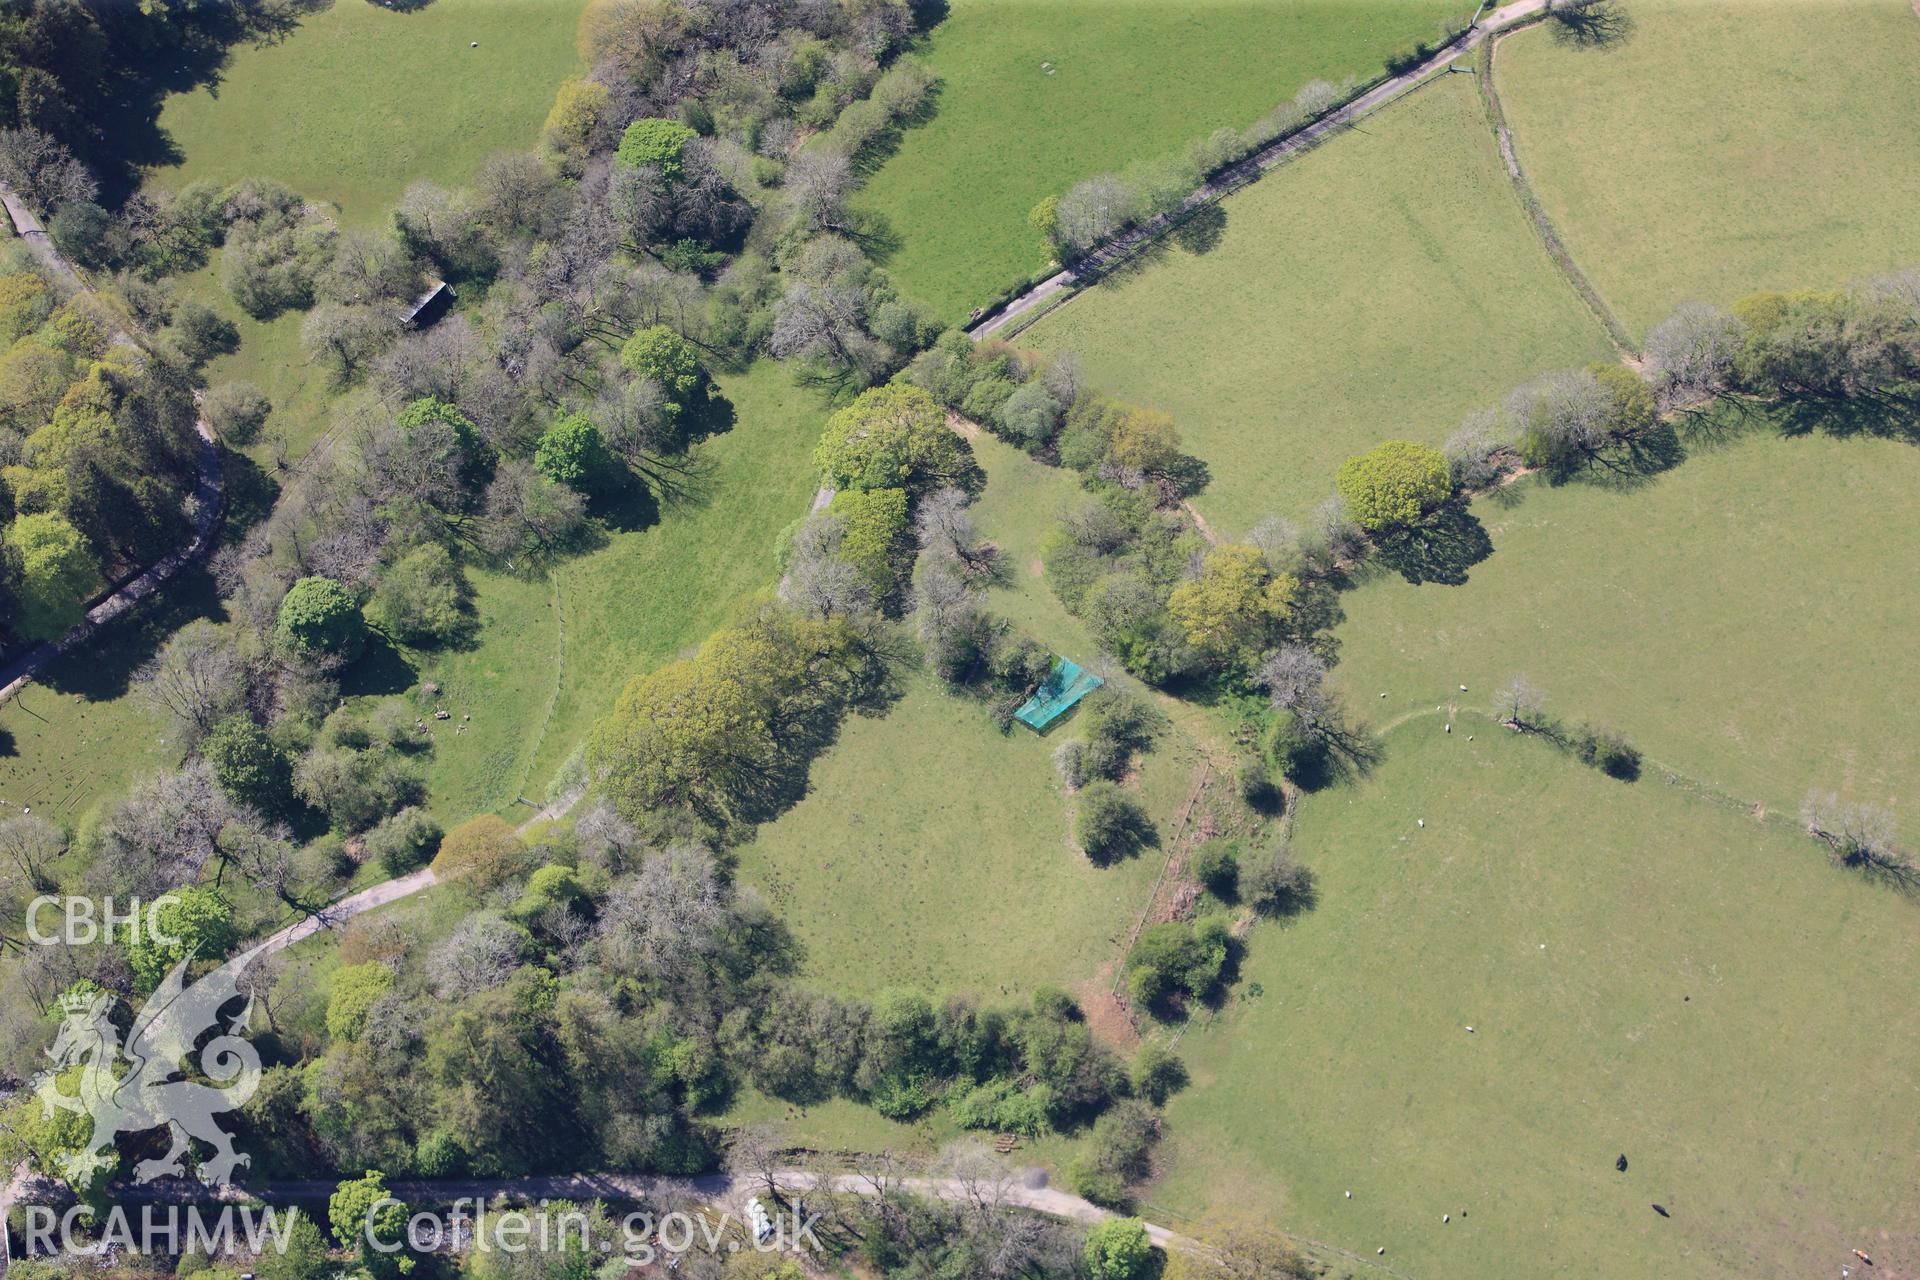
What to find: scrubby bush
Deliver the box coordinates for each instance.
[1077,781,1153,865]
[1130,1041,1188,1105]
[48,200,112,266]
[369,543,467,647]
[1236,757,1281,811]
[276,577,366,660]
[201,381,270,443]
[1084,1217,1154,1279]
[1126,916,1230,1010]
[1572,727,1641,781]
[1262,709,1323,780]
[1243,842,1313,915]
[293,745,424,834]
[1078,689,1162,781]
[364,807,442,877]
[169,300,239,364]
[1189,841,1239,899]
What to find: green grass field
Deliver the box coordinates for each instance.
[417,361,828,819]
[0,572,222,825]
[151,0,585,225]
[1155,723,1920,1278]
[734,669,1193,998]
[966,428,1104,657]
[1022,75,1615,534]
[1330,424,1920,824]
[1495,0,1920,338]
[858,0,1468,322]
[174,264,338,470]
[726,424,1229,1001]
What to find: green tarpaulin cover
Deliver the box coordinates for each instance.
[1014,657,1104,731]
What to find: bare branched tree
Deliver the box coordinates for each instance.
[135,621,248,746]
[785,150,855,235]
[88,762,241,897]
[426,913,527,999]
[914,486,994,574]
[1645,301,1745,409]
[727,1123,787,1203]
[573,799,642,874]
[1254,644,1331,731]
[1802,793,1916,884]
[0,127,97,210]
[1444,407,1513,490]
[1055,174,1134,251]
[938,1139,1015,1216]
[783,552,873,621]
[0,814,65,893]
[598,843,729,984]
[1494,676,1547,731]
[1246,514,1304,575]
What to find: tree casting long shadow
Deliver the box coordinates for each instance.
[1375,504,1494,586]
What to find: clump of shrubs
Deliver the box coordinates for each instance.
[1189,840,1240,900]
[1067,1099,1161,1208]
[1077,781,1154,865]
[1242,841,1313,916]
[1125,916,1232,1014]
[1571,726,1642,781]
[1236,756,1282,812]
[364,806,443,876]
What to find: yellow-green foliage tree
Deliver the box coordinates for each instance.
[813,384,978,495]
[3,511,97,640]
[1165,543,1298,669]
[544,75,608,161]
[325,961,395,1042]
[1334,439,1451,532]
[431,815,526,889]
[829,486,909,597]
[588,611,881,831]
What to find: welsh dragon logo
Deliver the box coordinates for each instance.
[32,948,263,1187]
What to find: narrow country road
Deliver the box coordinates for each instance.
[0,179,226,706]
[967,0,1552,340]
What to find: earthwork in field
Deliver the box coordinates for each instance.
[1494,0,1920,337]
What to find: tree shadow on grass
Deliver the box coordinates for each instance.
[591,473,661,535]
[1171,203,1227,256]
[831,207,905,267]
[91,2,327,206]
[1548,0,1636,50]
[37,564,226,703]
[220,448,282,536]
[1668,394,1769,453]
[1773,389,1920,445]
[338,631,417,698]
[0,725,14,759]
[1285,725,1382,794]
[1579,422,1688,490]
[722,655,909,834]
[1375,504,1493,586]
